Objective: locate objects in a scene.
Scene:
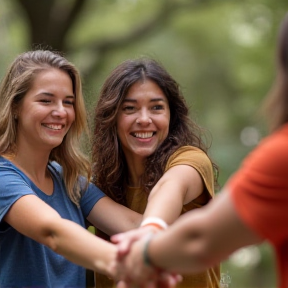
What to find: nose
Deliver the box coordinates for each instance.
[51,103,67,118]
[136,109,152,125]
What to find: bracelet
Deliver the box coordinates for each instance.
[142,223,164,231]
[140,217,168,230]
[143,233,156,267]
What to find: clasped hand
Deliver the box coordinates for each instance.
[110,227,181,288]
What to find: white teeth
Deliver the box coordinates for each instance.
[134,132,153,138]
[43,124,63,130]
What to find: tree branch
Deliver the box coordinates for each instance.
[48,0,90,51]
[80,0,210,79]
[16,0,89,51]
[17,0,55,48]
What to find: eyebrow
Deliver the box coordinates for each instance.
[38,92,75,99]
[123,98,166,103]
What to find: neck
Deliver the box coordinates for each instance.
[7,146,51,183]
[126,159,145,187]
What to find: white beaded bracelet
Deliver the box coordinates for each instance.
[140,217,168,230]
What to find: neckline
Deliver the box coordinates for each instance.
[0,156,55,197]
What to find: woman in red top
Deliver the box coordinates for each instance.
[113,12,288,288]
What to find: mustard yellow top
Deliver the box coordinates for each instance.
[96,146,220,288]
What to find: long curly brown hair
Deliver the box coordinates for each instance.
[92,58,218,205]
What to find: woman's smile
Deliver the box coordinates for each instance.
[132,132,155,139]
[117,79,170,160]
[16,68,75,150]
[42,123,65,130]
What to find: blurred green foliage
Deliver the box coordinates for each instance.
[0,0,286,286]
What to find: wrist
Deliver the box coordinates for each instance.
[105,245,118,279]
[142,233,160,269]
[140,217,168,231]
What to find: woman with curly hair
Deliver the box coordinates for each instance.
[112,13,288,288]
[93,57,220,288]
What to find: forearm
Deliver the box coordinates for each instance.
[146,214,212,274]
[4,195,118,278]
[48,219,117,277]
[87,197,142,235]
[143,165,203,225]
[145,191,263,274]
[143,192,183,224]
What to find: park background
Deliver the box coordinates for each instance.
[0,0,286,287]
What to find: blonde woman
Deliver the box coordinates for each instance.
[0,50,143,288]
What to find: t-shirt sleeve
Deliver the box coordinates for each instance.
[0,166,35,223]
[80,179,106,218]
[228,130,288,245]
[165,146,215,197]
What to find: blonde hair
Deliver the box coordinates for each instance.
[0,50,91,205]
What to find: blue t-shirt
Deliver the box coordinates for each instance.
[0,157,106,288]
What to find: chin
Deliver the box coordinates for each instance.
[44,139,64,149]
[136,149,155,158]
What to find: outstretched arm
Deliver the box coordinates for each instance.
[112,164,205,252]
[4,194,119,278]
[87,196,142,236]
[132,190,263,274]
[143,164,204,224]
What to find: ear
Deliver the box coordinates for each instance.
[12,106,19,120]
[12,108,19,120]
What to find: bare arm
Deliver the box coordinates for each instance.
[87,196,142,236]
[116,189,263,285]
[143,164,204,224]
[145,190,263,273]
[4,195,118,277]
[111,165,204,253]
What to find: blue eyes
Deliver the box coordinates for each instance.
[63,100,74,105]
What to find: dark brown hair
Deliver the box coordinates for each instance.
[92,58,218,205]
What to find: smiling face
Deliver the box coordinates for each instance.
[116,79,170,162]
[16,68,75,152]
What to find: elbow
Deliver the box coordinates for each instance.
[46,234,59,252]
[187,236,221,268]
[183,220,218,268]
[189,240,213,265]
[37,228,59,252]
[36,220,63,253]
